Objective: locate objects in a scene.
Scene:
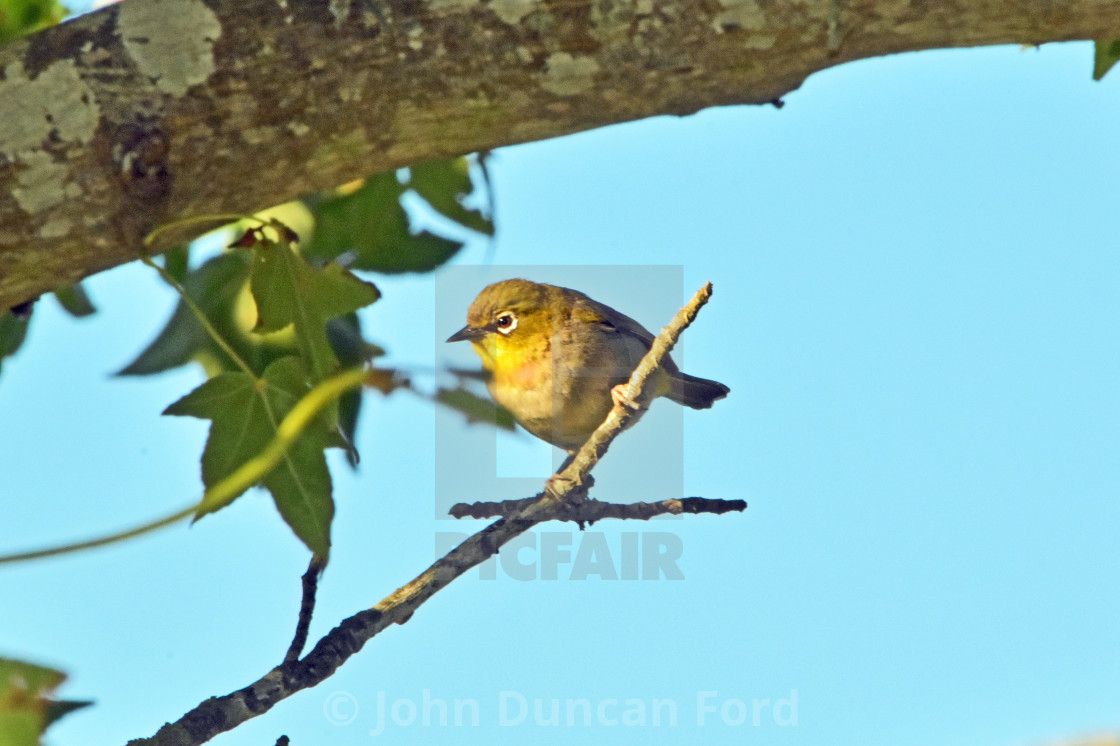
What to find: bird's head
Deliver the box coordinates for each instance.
[446,279,557,373]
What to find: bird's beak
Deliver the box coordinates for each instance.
[446,325,487,343]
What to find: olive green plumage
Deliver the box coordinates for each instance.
[448,279,729,451]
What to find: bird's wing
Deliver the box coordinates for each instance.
[565,287,685,378]
[565,289,653,344]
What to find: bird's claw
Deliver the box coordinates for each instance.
[545,472,594,500]
[545,473,576,498]
[611,384,644,412]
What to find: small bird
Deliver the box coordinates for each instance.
[447,278,729,452]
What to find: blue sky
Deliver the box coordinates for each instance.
[2,39,1119,746]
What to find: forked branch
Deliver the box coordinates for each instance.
[128,282,744,746]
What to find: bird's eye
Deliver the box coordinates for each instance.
[495,313,517,334]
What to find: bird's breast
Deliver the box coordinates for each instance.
[504,358,546,389]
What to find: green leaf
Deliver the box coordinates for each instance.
[304,172,464,273]
[251,250,380,333]
[162,243,191,283]
[117,251,253,376]
[315,263,383,320]
[0,657,69,746]
[408,158,494,236]
[1093,38,1120,81]
[122,243,378,382]
[249,241,379,383]
[326,314,385,365]
[436,387,516,431]
[164,356,334,556]
[52,283,96,318]
[0,311,29,378]
[0,0,67,43]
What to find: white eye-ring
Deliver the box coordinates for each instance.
[495,312,517,334]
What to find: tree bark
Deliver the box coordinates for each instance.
[0,0,1114,308]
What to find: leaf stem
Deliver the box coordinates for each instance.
[0,506,197,564]
[0,367,373,565]
[139,255,257,379]
[197,367,372,514]
[141,214,265,250]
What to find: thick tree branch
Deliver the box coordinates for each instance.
[1,0,1116,308]
[128,283,725,745]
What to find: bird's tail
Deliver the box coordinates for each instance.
[665,373,730,409]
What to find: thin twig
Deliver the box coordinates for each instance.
[127,283,730,746]
[449,495,747,522]
[283,555,326,663]
[551,281,715,495]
